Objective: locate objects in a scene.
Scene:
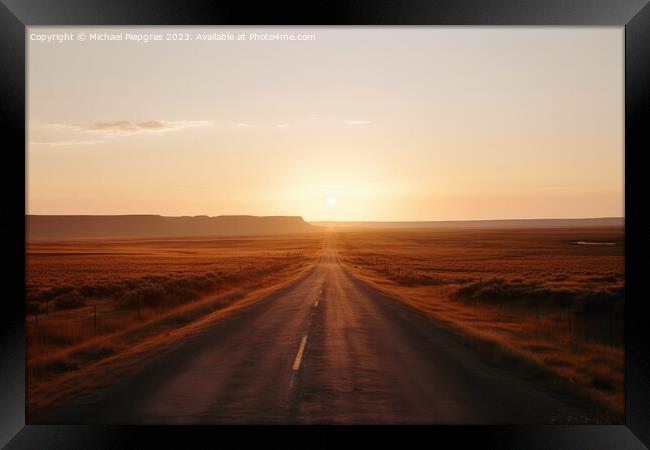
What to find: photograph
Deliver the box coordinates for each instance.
[25,26,625,425]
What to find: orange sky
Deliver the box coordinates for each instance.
[27,27,623,221]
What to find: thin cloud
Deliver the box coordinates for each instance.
[48,120,212,136]
[273,117,318,128]
[30,140,105,146]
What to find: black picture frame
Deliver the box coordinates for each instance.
[1,0,648,448]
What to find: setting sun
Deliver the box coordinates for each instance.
[325,194,337,207]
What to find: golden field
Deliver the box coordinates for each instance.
[26,226,624,420]
[335,227,624,417]
[26,234,325,414]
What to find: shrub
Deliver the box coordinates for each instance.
[576,287,624,316]
[119,285,164,310]
[454,278,624,316]
[454,278,548,304]
[52,290,86,311]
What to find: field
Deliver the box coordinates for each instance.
[336,227,624,416]
[26,233,325,415]
[26,226,625,421]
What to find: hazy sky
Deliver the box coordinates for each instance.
[27,27,623,221]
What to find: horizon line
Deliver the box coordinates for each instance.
[25,214,624,223]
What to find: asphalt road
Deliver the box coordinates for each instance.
[46,238,588,424]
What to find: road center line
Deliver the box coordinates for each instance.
[292,335,308,371]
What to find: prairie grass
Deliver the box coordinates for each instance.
[26,233,325,414]
[336,227,624,417]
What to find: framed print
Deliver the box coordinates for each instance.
[1,0,648,448]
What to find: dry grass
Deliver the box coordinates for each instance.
[26,233,325,415]
[336,227,624,417]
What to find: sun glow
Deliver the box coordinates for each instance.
[325,194,337,207]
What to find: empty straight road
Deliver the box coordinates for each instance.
[47,238,589,424]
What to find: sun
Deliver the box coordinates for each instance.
[325,194,337,207]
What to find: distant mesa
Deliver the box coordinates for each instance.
[26,215,624,240]
[27,215,317,239]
